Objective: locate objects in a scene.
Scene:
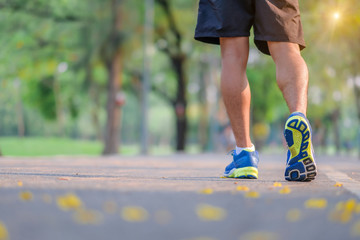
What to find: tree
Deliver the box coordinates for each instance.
[100,0,125,154]
[154,0,189,151]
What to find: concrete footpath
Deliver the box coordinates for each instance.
[0,153,360,240]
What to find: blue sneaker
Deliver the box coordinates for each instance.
[284,112,317,181]
[224,150,259,179]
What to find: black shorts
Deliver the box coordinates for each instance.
[194,0,306,55]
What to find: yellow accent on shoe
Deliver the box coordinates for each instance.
[228,167,258,179]
[285,116,312,161]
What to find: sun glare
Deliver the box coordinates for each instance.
[333,12,340,20]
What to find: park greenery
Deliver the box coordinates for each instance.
[0,0,359,156]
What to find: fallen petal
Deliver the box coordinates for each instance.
[245,191,260,198]
[304,198,327,209]
[279,187,291,194]
[19,191,33,201]
[334,182,343,187]
[273,182,282,187]
[0,221,9,240]
[196,204,227,221]
[58,177,69,181]
[239,231,279,240]
[121,206,149,222]
[236,186,249,192]
[57,193,83,211]
[199,188,213,195]
[73,208,103,225]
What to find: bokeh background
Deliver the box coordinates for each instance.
[0,0,359,157]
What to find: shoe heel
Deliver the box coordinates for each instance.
[233,167,258,179]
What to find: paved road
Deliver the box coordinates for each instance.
[0,154,360,240]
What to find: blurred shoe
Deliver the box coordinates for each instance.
[224,150,259,179]
[284,112,317,181]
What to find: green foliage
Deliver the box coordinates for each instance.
[0,137,140,156]
[32,77,56,120]
[247,58,287,123]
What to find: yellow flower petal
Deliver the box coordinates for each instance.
[304,198,327,209]
[154,210,172,225]
[57,193,83,211]
[182,237,217,240]
[73,208,103,225]
[351,221,360,236]
[103,201,118,214]
[0,221,9,240]
[329,210,352,223]
[334,182,343,187]
[279,186,291,194]
[19,191,33,201]
[329,199,358,223]
[273,182,282,187]
[121,206,148,222]
[17,181,23,187]
[286,209,301,222]
[196,204,227,221]
[244,191,260,198]
[236,186,250,192]
[199,188,213,195]
[239,231,279,240]
[345,199,357,212]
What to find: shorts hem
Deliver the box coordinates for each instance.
[254,36,306,55]
[195,32,251,45]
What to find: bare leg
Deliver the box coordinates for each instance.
[268,42,309,115]
[220,37,252,148]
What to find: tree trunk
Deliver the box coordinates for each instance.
[173,56,187,151]
[175,106,187,151]
[90,85,103,141]
[102,0,123,155]
[103,51,122,154]
[198,63,209,151]
[53,75,64,137]
[14,80,25,137]
[331,108,341,153]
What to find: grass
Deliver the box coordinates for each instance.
[0,137,139,157]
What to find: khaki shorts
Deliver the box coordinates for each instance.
[194,0,306,55]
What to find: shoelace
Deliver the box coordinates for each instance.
[226,150,235,156]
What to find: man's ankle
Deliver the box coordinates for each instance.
[235,144,255,155]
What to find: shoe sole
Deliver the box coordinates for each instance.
[225,167,258,179]
[284,116,317,181]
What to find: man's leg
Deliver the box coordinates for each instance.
[268,41,317,181]
[220,37,259,179]
[220,37,252,148]
[267,42,308,115]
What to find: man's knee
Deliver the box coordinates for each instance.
[220,37,249,68]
